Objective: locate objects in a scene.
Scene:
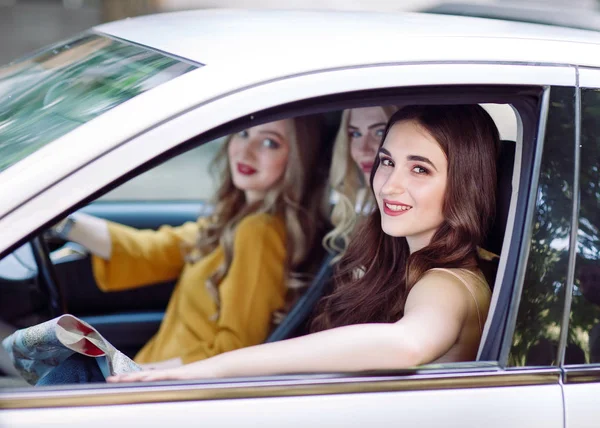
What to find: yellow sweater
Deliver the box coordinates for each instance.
[91,213,287,364]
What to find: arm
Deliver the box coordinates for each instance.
[92,220,203,292]
[55,213,112,259]
[108,270,473,382]
[178,214,287,363]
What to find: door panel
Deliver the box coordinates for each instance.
[0,384,564,428]
[564,382,600,428]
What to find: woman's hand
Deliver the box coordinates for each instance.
[107,367,189,383]
[108,359,219,383]
[49,213,112,259]
[138,357,183,371]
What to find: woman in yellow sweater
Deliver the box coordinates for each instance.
[38,115,328,382]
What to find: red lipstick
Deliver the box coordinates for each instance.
[360,162,374,173]
[237,163,257,175]
[382,199,412,217]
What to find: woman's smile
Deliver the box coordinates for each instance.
[382,199,412,216]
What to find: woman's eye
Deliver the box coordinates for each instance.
[374,128,385,138]
[412,165,429,175]
[238,130,249,138]
[380,157,394,167]
[349,130,361,139]
[262,138,280,149]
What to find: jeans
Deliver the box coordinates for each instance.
[36,353,106,386]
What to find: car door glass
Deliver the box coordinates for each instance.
[0,34,197,173]
[100,137,225,201]
[508,86,578,366]
[564,88,600,366]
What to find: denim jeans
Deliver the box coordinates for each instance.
[36,353,106,386]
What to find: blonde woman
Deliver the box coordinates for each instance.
[36,116,327,384]
[324,106,397,257]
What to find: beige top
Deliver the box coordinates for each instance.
[428,268,492,363]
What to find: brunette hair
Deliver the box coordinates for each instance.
[311,105,500,331]
[189,115,328,314]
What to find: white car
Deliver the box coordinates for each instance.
[0,9,599,427]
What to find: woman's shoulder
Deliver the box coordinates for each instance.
[236,213,286,237]
[423,268,491,300]
[421,268,490,297]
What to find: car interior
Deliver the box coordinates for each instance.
[0,85,544,385]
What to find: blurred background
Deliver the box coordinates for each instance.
[1,0,599,66]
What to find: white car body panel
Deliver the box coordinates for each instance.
[0,62,574,255]
[95,10,600,68]
[0,384,563,428]
[564,383,599,428]
[580,67,600,87]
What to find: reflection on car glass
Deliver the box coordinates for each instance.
[0,34,198,173]
[0,244,37,282]
[567,88,600,365]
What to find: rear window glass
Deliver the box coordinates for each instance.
[0,34,198,172]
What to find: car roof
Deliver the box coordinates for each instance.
[94,9,600,69]
[422,2,600,33]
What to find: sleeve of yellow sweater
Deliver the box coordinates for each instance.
[180,214,287,364]
[92,219,204,292]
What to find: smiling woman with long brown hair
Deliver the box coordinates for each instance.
[110,104,501,382]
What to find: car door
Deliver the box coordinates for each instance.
[562,67,600,427]
[0,62,573,427]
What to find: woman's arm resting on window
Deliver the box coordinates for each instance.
[108,272,472,382]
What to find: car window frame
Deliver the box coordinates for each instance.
[0,84,563,404]
[563,68,600,384]
[0,61,577,412]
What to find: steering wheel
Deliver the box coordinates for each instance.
[31,236,65,317]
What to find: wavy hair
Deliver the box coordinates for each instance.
[189,115,328,314]
[323,106,397,258]
[312,105,500,331]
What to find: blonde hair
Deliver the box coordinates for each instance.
[190,116,327,315]
[323,106,398,259]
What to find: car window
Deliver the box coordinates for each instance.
[0,34,197,173]
[100,137,224,201]
[564,87,600,366]
[507,86,577,366]
[0,88,546,399]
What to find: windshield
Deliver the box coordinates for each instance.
[0,34,198,172]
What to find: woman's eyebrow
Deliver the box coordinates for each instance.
[259,130,285,140]
[378,147,392,156]
[368,122,387,130]
[408,155,438,172]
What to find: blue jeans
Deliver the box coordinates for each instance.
[36,353,106,386]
